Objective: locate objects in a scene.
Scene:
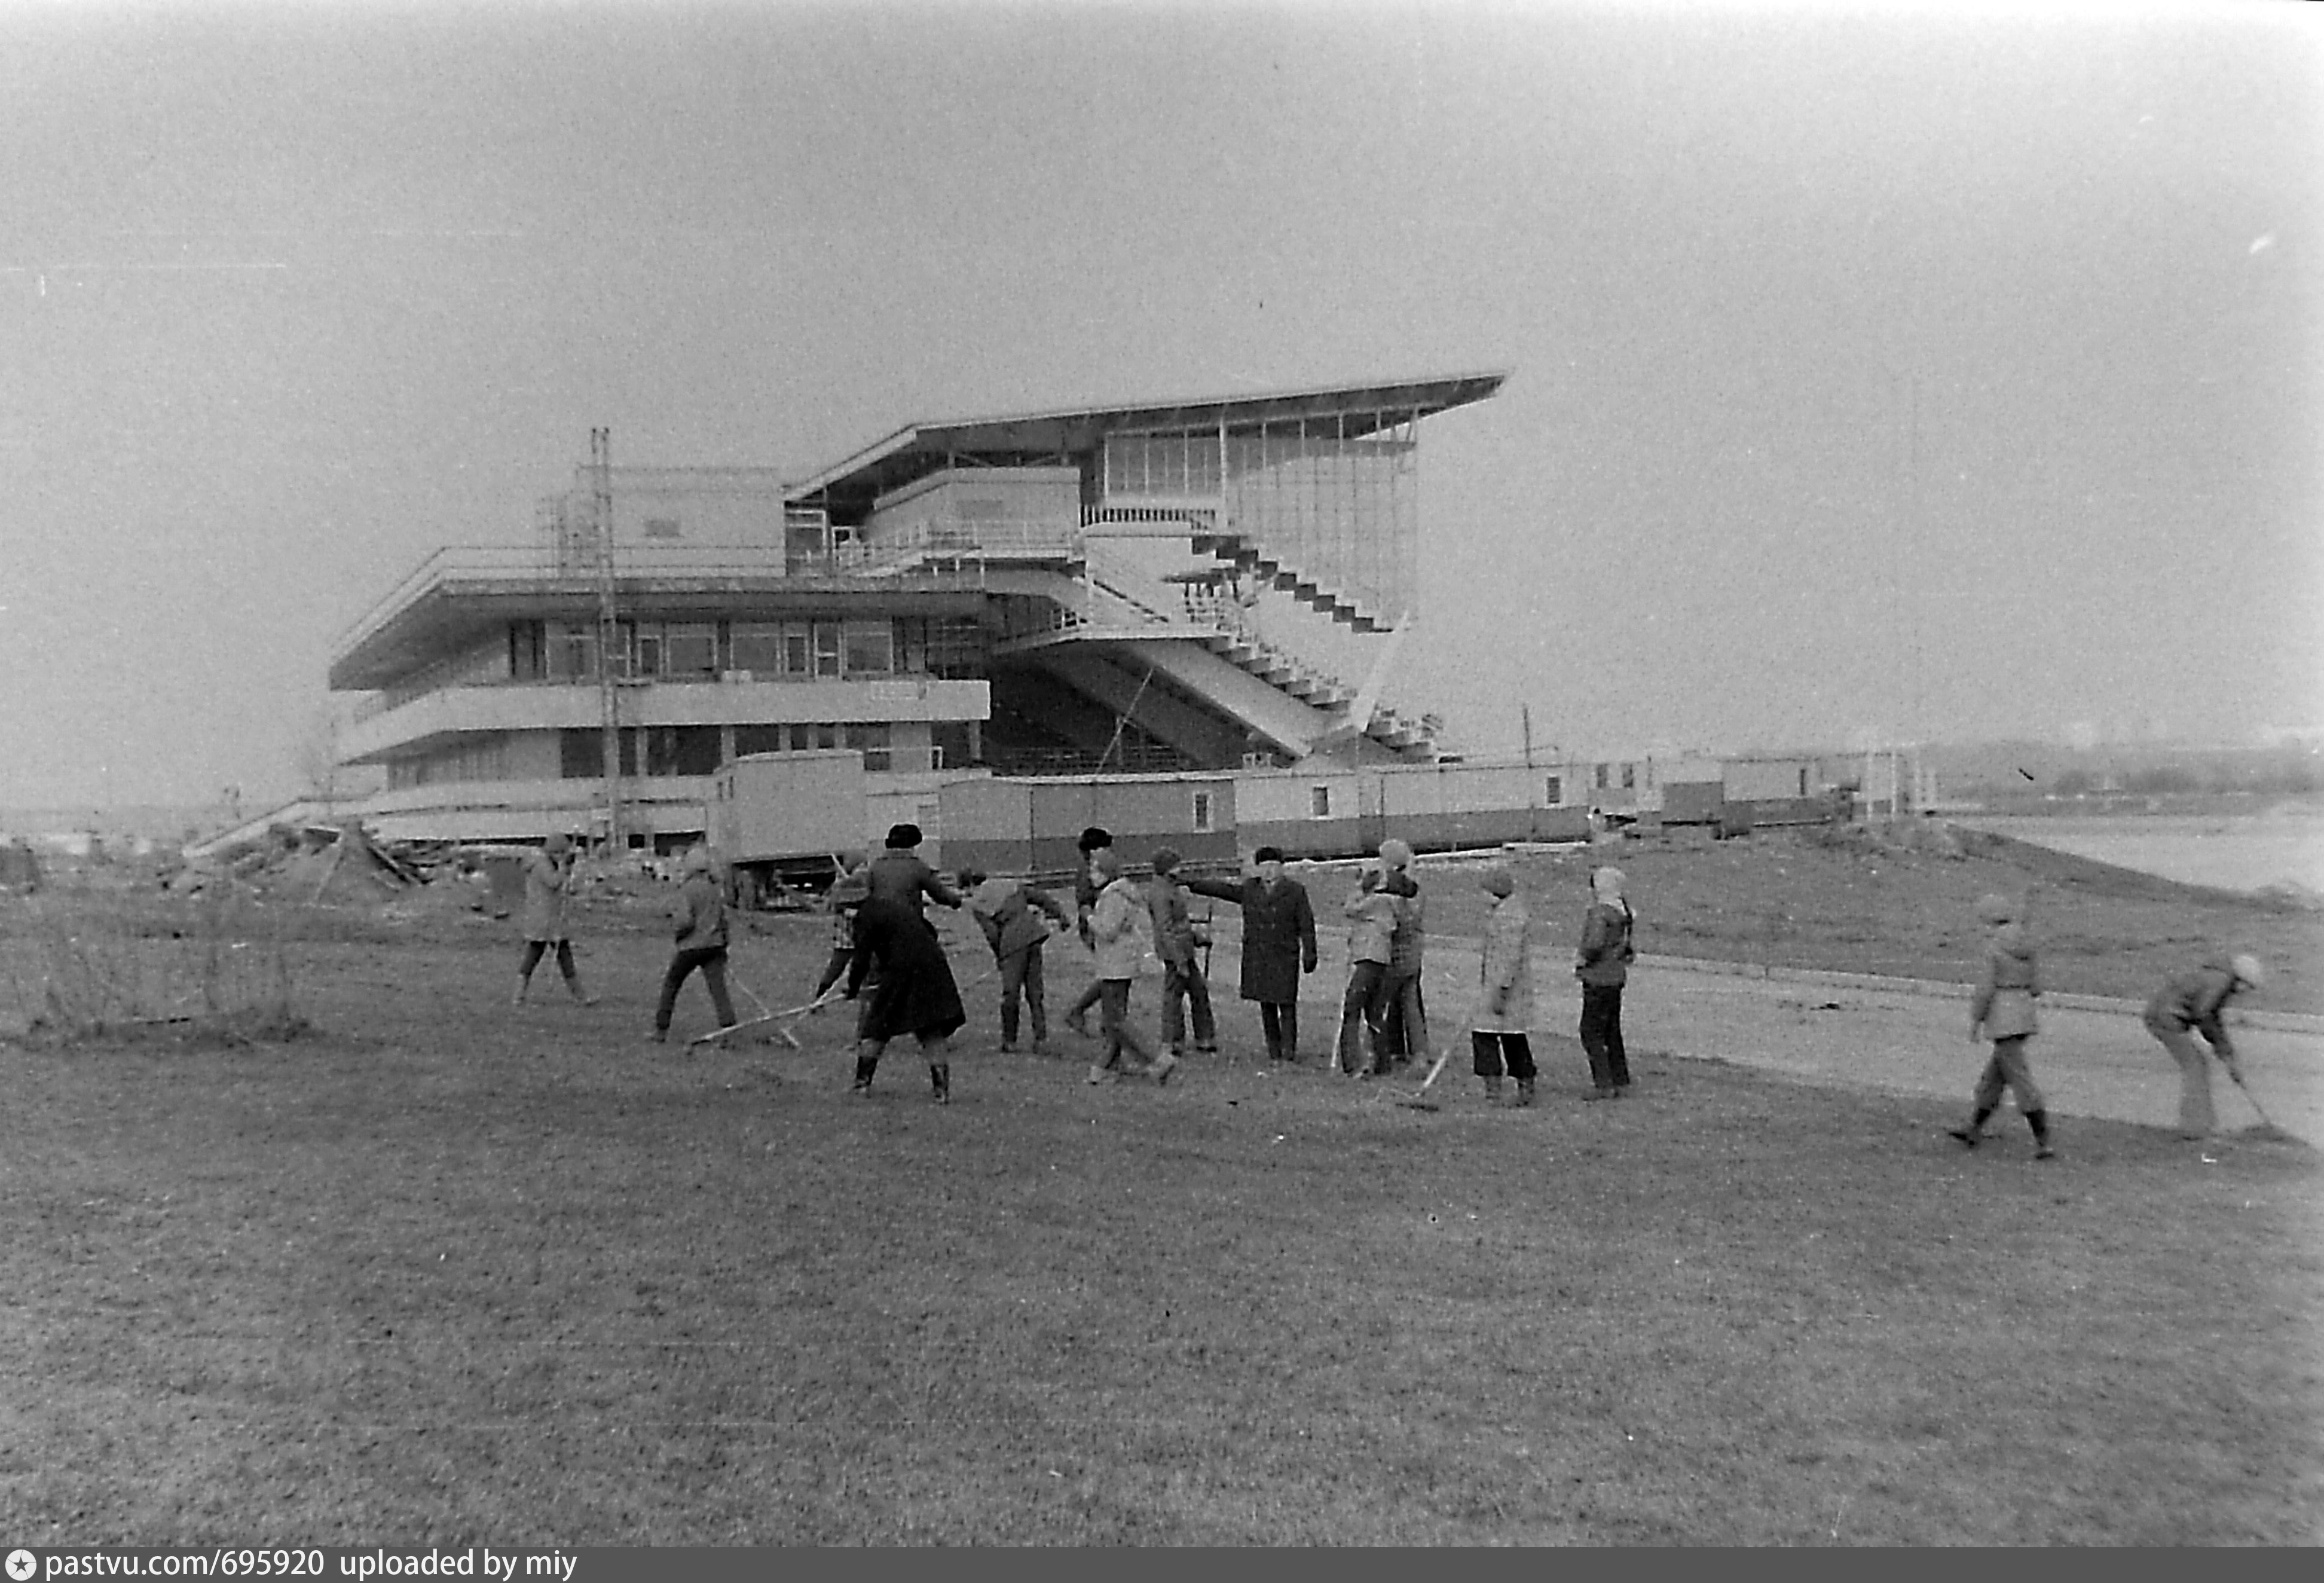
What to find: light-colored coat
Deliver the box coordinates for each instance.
[1090,876,1153,981]
[1344,882,1399,965]
[1473,893,1533,1034]
[1970,921,2040,1040]
[520,849,571,942]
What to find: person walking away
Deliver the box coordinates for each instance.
[1472,866,1538,1104]
[1575,865,1636,1099]
[1949,894,2054,1158]
[1087,849,1171,1084]
[843,894,968,1103]
[1145,847,1219,1061]
[811,860,870,1001]
[1062,826,1114,1038]
[1337,857,1400,1076]
[651,845,738,1043]
[513,833,597,1007]
[2143,954,2267,1143]
[1186,845,1316,1062]
[1377,839,1427,1071]
[961,866,1072,1052]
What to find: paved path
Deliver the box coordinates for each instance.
[1167,930,2324,1148]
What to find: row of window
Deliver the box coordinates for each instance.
[557,725,897,778]
[510,617,984,684]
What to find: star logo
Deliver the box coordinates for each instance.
[6,1550,36,1582]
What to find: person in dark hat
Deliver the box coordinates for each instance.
[866,823,962,916]
[845,889,968,1104]
[1060,826,1115,1038]
[1187,845,1317,1062]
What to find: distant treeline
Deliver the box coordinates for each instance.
[1929,741,2321,801]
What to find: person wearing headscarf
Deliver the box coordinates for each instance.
[1574,864,1637,1099]
[1336,850,1403,1075]
[1472,865,1537,1104]
[1949,894,2053,1159]
[1186,845,1317,1062]
[1144,846,1218,1061]
[2143,953,2267,1142]
[845,888,968,1103]
[959,865,1072,1052]
[514,832,596,1007]
[1085,848,1172,1085]
[650,845,737,1043]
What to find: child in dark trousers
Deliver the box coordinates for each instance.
[652,846,737,1042]
[1949,894,2054,1159]
[813,861,870,1000]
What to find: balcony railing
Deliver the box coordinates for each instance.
[338,541,1002,668]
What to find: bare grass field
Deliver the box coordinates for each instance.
[2,836,2319,1545]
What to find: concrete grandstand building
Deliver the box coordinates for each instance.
[328,372,1507,846]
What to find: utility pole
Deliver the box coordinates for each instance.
[592,427,622,857]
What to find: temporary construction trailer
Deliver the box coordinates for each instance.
[1372,762,1591,851]
[939,772,1237,878]
[710,749,870,896]
[1236,762,1591,860]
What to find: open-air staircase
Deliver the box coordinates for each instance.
[1187,528,1387,633]
[1013,538,1443,762]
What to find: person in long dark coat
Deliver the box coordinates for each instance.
[845,894,968,1102]
[1186,845,1317,1062]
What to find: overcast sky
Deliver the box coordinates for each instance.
[4,0,2318,811]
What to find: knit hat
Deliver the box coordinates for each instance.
[1377,837,1414,870]
[885,823,922,849]
[681,845,714,875]
[2231,953,2265,989]
[1976,893,2016,925]
[1078,826,1113,854]
[1149,846,1182,876]
[1591,866,1626,901]
[1481,865,1515,898]
[1253,845,1285,866]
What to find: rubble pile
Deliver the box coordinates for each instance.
[159,822,518,917]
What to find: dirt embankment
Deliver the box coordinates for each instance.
[1366,823,2322,1016]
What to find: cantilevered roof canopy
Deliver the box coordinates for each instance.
[788,369,1509,518]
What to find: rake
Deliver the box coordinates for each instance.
[1385,1048,1454,1111]
[2228,1064,2299,1143]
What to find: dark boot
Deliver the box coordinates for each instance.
[1948,1105,1994,1147]
[930,1063,950,1104]
[851,1055,879,1093]
[2028,1109,2055,1159]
